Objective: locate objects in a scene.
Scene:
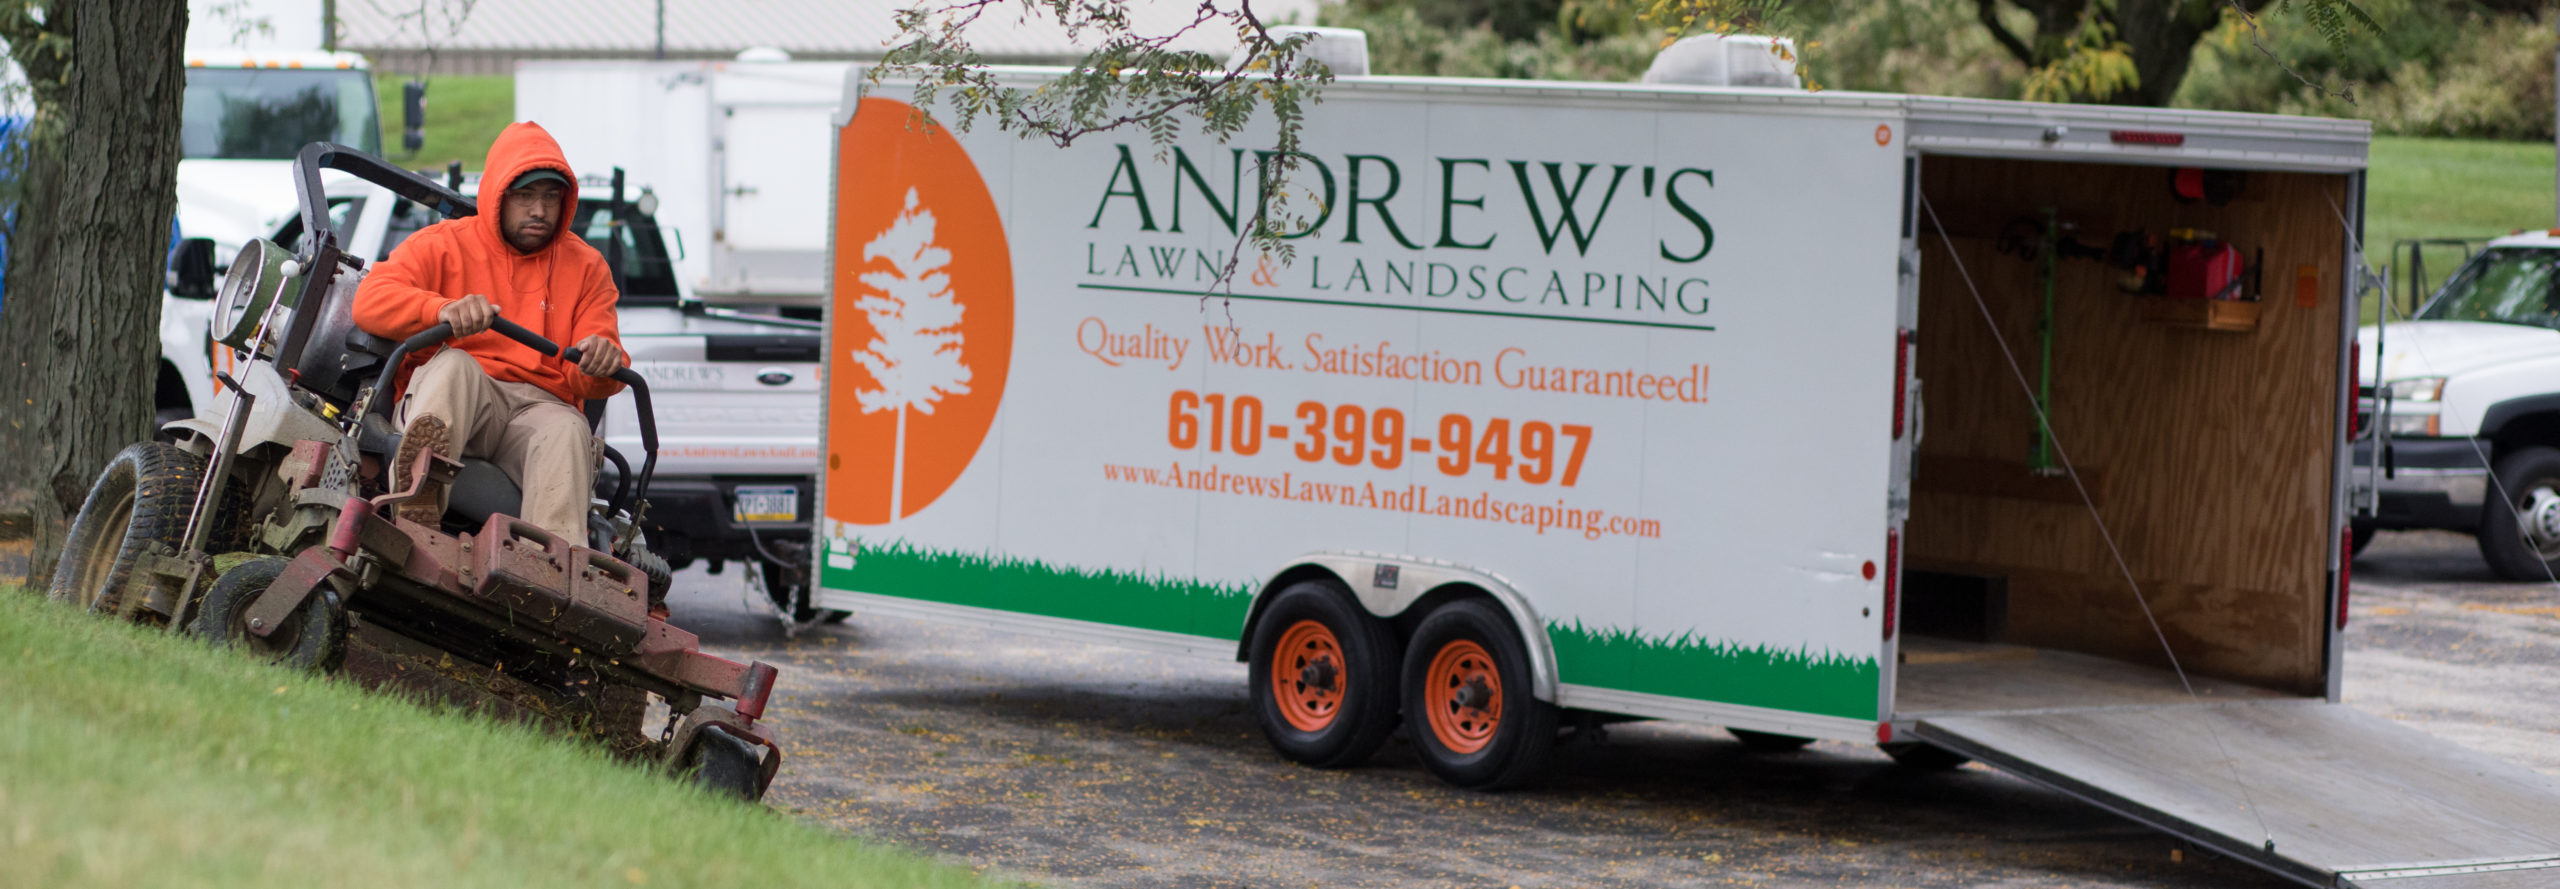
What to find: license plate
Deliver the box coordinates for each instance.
[733,486,798,523]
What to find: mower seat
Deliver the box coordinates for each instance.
[445,458,523,530]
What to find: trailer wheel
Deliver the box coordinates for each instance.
[1402,599,1557,790]
[1880,741,1970,770]
[1247,581,1400,768]
[2479,447,2560,581]
[48,442,208,619]
[1728,728,1815,753]
[686,725,767,801]
[194,555,347,673]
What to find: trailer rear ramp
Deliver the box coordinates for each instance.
[1910,700,2560,888]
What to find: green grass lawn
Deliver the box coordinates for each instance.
[373,73,516,173]
[2365,136,2556,318]
[0,588,1007,888]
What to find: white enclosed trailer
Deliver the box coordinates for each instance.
[817,67,2560,885]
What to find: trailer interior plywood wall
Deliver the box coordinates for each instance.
[1907,156,2349,695]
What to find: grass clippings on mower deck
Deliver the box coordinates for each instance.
[0,587,1013,889]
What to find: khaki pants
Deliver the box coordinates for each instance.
[396,348,598,543]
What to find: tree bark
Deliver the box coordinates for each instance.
[0,0,189,586]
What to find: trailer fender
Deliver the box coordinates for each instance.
[1239,551,1560,704]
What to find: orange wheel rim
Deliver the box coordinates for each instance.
[1271,620,1347,732]
[1424,639,1502,754]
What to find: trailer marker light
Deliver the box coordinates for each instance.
[1876,723,1893,743]
[1861,560,1877,581]
[2338,527,2353,630]
[1892,328,1911,439]
[2109,130,2186,146]
[1881,531,1901,640]
[2348,344,2359,438]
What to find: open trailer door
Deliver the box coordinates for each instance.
[1914,701,2560,888]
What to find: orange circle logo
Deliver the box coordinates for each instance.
[827,98,1014,524]
[1874,124,1892,146]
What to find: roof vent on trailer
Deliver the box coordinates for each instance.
[1642,34,1801,89]
[1229,26,1370,77]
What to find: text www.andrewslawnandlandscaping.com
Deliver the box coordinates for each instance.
[1101,461,1661,540]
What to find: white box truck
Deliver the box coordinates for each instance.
[815,64,2560,885]
[515,58,850,306]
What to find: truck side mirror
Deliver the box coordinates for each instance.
[402,80,428,154]
[169,237,217,300]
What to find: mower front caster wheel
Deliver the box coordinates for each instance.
[686,725,767,801]
[195,555,347,673]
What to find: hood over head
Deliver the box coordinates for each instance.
[480,121,579,254]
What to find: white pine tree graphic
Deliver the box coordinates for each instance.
[851,188,973,522]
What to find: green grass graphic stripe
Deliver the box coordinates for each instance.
[825,543,1877,720]
[824,542,1256,640]
[1545,622,1878,721]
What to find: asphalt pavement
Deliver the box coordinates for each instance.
[666,530,2560,888]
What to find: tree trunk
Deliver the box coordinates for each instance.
[1984,0,2266,106]
[0,0,190,587]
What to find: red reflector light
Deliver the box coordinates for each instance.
[1892,328,1912,439]
[1882,530,1901,640]
[2348,343,2360,438]
[2110,130,2186,146]
[2338,527,2353,630]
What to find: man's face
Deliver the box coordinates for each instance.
[500,179,567,253]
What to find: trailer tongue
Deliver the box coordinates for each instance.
[1918,702,2560,887]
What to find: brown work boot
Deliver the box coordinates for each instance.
[392,414,451,527]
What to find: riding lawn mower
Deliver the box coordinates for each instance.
[44,143,784,800]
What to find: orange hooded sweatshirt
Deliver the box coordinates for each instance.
[353,121,624,405]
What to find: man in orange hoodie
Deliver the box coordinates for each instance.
[353,122,626,543]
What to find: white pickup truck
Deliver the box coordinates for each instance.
[168,170,828,617]
[2355,231,2560,579]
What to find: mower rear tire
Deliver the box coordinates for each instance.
[195,555,347,673]
[49,442,207,619]
[687,725,766,801]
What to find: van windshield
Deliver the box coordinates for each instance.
[182,68,381,159]
[2415,248,2560,329]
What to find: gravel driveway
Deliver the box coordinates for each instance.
[669,529,2560,888]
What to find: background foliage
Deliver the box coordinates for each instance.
[1319,0,2559,141]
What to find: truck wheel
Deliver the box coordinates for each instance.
[2478,447,2560,581]
[1880,741,1970,770]
[1247,580,1400,768]
[48,442,206,619]
[194,555,347,673]
[1729,728,1815,752]
[1401,599,1557,790]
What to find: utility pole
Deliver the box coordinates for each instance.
[656,0,666,60]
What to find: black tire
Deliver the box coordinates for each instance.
[1247,580,1401,768]
[1880,741,1970,770]
[688,725,766,801]
[193,555,347,673]
[48,442,208,619]
[2478,446,2560,581]
[1401,599,1558,790]
[1729,728,1816,753]
[2350,524,2377,557]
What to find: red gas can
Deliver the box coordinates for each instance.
[2169,241,2244,300]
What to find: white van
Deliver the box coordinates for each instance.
[815,60,2560,886]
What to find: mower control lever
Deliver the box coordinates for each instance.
[368,319,661,509]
